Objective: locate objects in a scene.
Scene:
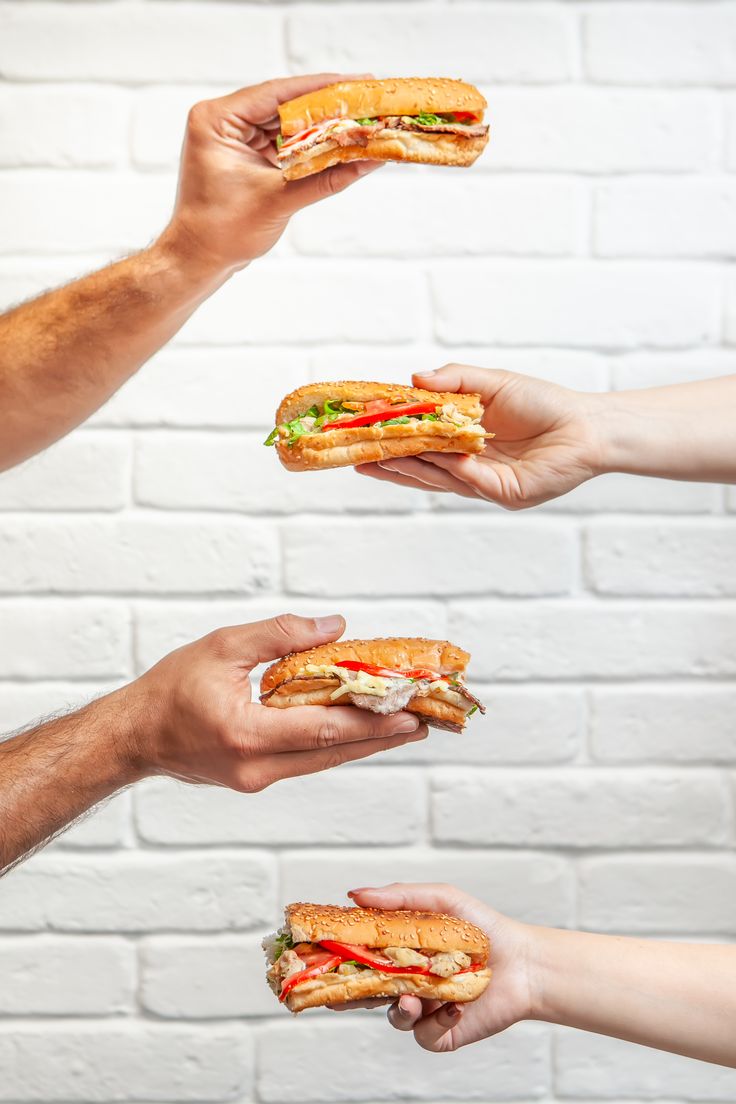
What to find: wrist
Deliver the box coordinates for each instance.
[153,220,246,290]
[524,923,561,1024]
[100,683,158,786]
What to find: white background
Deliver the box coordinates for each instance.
[1,0,736,1101]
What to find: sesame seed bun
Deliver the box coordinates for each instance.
[279,78,487,137]
[286,903,490,958]
[274,381,487,472]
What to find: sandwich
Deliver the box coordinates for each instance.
[277,77,489,180]
[260,637,485,734]
[264,902,492,1013]
[264,381,492,472]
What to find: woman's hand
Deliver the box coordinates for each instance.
[343,883,533,1052]
[357,364,608,510]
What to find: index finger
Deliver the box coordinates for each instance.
[216,73,373,126]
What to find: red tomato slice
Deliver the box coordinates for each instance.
[452,111,480,123]
[279,952,342,1001]
[335,660,443,681]
[321,403,439,432]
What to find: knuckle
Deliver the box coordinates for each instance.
[236,769,269,795]
[272,612,302,639]
[187,100,210,129]
[314,719,344,751]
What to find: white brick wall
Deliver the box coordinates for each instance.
[0,2,734,1102]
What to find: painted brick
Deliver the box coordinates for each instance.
[0,601,130,679]
[0,936,134,1015]
[432,768,729,848]
[0,433,129,512]
[0,853,275,932]
[0,517,278,595]
[0,85,128,168]
[595,179,736,258]
[134,770,424,846]
[432,262,720,349]
[284,517,574,596]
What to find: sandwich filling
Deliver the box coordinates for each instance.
[263,927,486,1002]
[277,112,488,167]
[264,397,484,448]
[260,659,485,719]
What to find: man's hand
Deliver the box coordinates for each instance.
[340,883,532,1052]
[161,74,380,274]
[357,365,607,510]
[121,613,425,792]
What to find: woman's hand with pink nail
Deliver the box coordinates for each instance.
[341,883,533,1052]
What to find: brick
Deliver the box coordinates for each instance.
[132,85,227,169]
[177,261,424,346]
[586,521,736,597]
[139,935,276,1018]
[0,936,134,1015]
[432,768,729,848]
[91,348,305,429]
[284,518,574,596]
[579,854,736,934]
[287,4,574,83]
[292,173,584,257]
[0,517,278,595]
[590,686,736,764]
[0,85,128,168]
[611,348,736,390]
[585,5,736,86]
[258,1018,550,1102]
[557,1026,736,1100]
[133,598,446,672]
[134,431,424,514]
[382,686,582,765]
[0,171,173,253]
[0,852,275,932]
[280,849,574,928]
[483,88,718,173]
[728,94,736,171]
[449,601,736,681]
[0,683,113,732]
[0,3,285,83]
[431,262,720,349]
[135,769,424,846]
[54,792,130,850]
[0,433,129,511]
[726,266,736,345]
[595,179,736,259]
[0,600,130,679]
[0,1024,252,1102]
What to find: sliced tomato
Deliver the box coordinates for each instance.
[452,111,480,123]
[319,940,431,974]
[335,660,443,681]
[279,952,342,1002]
[321,402,439,432]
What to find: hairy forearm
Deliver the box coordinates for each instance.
[0,690,143,875]
[598,376,736,483]
[0,230,227,471]
[529,925,736,1067]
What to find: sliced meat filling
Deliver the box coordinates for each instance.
[278,114,489,162]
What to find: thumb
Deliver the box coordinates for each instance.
[412,364,511,403]
[282,160,382,214]
[218,613,345,670]
[348,882,467,915]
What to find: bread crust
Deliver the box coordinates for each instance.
[260,638,470,695]
[286,903,490,957]
[279,78,487,137]
[282,130,487,180]
[285,966,492,1013]
[274,382,486,472]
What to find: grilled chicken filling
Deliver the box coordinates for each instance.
[263,930,482,1000]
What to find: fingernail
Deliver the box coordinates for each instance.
[398,999,412,1017]
[447,1004,461,1019]
[390,717,420,735]
[314,615,344,634]
[415,368,439,378]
